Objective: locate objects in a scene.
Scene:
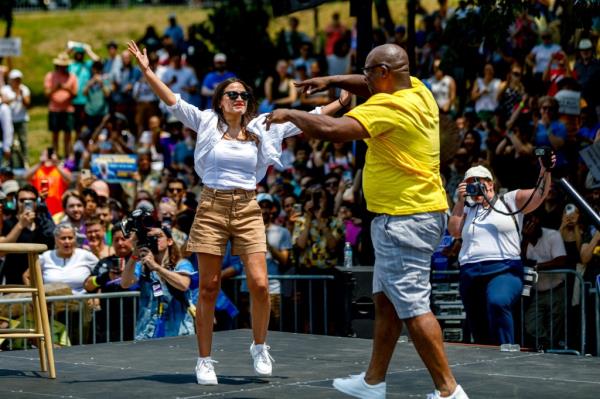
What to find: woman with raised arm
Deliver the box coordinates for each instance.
[127,41,350,385]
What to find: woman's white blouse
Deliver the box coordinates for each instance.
[166,94,321,184]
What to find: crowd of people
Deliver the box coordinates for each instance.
[0,1,598,365]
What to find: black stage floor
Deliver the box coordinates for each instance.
[1,329,599,398]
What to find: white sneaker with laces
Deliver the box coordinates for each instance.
[332,373,386,399]
[195,357,218,385]
[250,342,274,377]
[427,384,469,399]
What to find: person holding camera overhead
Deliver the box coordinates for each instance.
[121,225,196,341]
[0,184,55,285]
[448,152,555,346]
[127,40,349,385]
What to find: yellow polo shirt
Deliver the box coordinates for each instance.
[346,77,448,215]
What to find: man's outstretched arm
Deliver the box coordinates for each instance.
[266,109,369,142]
[296,75,371,99]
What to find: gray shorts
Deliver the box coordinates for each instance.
[372,212,446,319]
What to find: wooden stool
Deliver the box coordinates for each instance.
[0,243,55,378]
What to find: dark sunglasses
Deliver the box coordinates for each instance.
[511,71,522,77]
[168,187,183,193]
[325,181,338,187]
[224,91,250,101]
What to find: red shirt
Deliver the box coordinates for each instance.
[30,165,68,215]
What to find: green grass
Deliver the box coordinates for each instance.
[19,0,441,162]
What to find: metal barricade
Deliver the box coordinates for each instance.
[520,269,586,355]
[231,274,335,335]
[0,291,139,350]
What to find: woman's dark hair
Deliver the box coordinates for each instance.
[212,78,259,144]
[17,184,39,199]
[61,190,84,211]
[82,188,99,204]
[164,228,182,271]
[514,114,534,142]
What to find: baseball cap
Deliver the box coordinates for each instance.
[464,165,493,181]
[1,179,20,195]
[8,69,23,80]
[257,193,274,204]
[214,53,227,63]
[578,38,593,51]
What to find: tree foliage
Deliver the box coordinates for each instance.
[193,0,276,91]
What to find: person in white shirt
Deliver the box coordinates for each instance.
[159,52,199,106]
[470,63,500,121]
[36,223,99,295]
[449,161,554,346]
[1,69,30,167]
[127,40,348,386]
[521,212,567,349]
[526,30,562,94]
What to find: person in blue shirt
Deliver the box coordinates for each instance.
[68,44,100,136]
[164,14,184,50]
[200,53,236,109]
[535,96,568,172]
[121,226,197,340]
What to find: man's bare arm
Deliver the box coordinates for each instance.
[296,75,371,99]
[267,109,369,142]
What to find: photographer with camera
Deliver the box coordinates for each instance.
[521,211,567,349]
[120,213,196,341]
[448,151,555,345]
[0,184,55,285]
[84,222,136,343]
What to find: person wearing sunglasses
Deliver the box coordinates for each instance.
[266,44,467,399]
[127,40,349,386]
[535,96,568,174]
[165,177,187,213]
[497,62,525,122]
[0,184,55,285]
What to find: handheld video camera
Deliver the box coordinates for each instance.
[534,146,554,170]
[120,209,159,254]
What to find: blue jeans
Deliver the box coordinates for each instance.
[459,259,523,345]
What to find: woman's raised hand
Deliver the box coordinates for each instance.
[127,40,149,72]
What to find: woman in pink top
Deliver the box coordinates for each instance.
[44,52,78,158]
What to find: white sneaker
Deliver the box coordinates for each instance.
[195,357,218,385]
[250,342,274,377]
[332,373,386,399]
[427,384,469,399]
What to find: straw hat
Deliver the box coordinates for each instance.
[53,52,71,66]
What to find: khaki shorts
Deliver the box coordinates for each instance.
[187,187,266,256]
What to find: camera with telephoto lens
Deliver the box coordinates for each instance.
[465,181,486,197]
[120,209,159,254]
[534,146,554,170]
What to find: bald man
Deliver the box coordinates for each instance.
[267,44,467,399]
